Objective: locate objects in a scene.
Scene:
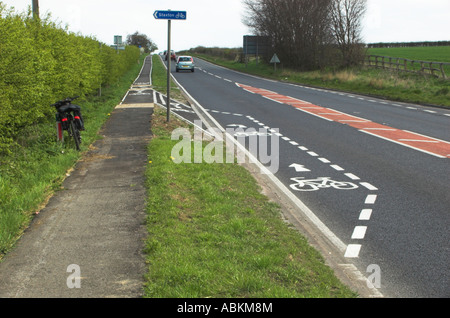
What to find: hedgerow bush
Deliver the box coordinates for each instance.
[0,4,140,154]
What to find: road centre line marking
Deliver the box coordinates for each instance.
[319,158,330,163]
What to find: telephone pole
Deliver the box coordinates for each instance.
[32,0,39,20]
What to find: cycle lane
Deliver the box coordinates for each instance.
[0,58,154,297]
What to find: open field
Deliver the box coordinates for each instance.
[367,46,450,63]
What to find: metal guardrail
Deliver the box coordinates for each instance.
[365,55,450,79]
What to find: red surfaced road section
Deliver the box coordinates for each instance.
[237,83,450,159]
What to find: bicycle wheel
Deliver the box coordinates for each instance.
[69,121,81,151]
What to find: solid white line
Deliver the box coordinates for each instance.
[295,108,334,121]
[360,130,446,158]
[398,139,439,143]
[403,130,450,144]
[263,96,284,104]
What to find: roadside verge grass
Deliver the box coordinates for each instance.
[144,106,356,297]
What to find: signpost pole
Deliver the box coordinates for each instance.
[154,10,186,122]
[167,18,172,122]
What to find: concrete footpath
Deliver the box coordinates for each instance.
[0,56,154,298]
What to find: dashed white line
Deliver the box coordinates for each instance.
[331,164,345,171]
[365,195,378,204]
[359,209,373,221]
[351,226,368,239]
[344,244,362,258]
[345,173,361,180]
[360,182,379,191]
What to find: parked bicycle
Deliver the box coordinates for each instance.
[52,96,85,151]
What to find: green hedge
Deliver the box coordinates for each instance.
[0,5,140,154]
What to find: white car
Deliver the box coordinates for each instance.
[176,56,195,72]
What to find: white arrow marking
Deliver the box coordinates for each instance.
[289,164,311,172]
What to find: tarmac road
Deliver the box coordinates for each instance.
[169,57,450,298]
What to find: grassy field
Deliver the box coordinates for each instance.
[367,46,450,63]
[190,50,450,108]
[0,54,148,258]
[143,56,357,298]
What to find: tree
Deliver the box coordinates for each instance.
[329,0,367,67]
[243,0,332,70]
[126,31,157,53]
[243,0,367,69]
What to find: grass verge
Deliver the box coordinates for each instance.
[0,54,148,259]
[144,58,357,297]
[191,53,450,108]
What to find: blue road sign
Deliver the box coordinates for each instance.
[154,10,187,20]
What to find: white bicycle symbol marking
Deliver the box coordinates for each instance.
[290,177,359,192]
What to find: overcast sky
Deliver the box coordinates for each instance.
[1,0,449,51]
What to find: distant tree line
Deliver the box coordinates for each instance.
[243,0,367,70]
[368,41,450,48]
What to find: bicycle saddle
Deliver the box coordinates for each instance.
[57,104,81,113]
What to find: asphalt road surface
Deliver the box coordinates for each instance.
[166,56,450,298]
